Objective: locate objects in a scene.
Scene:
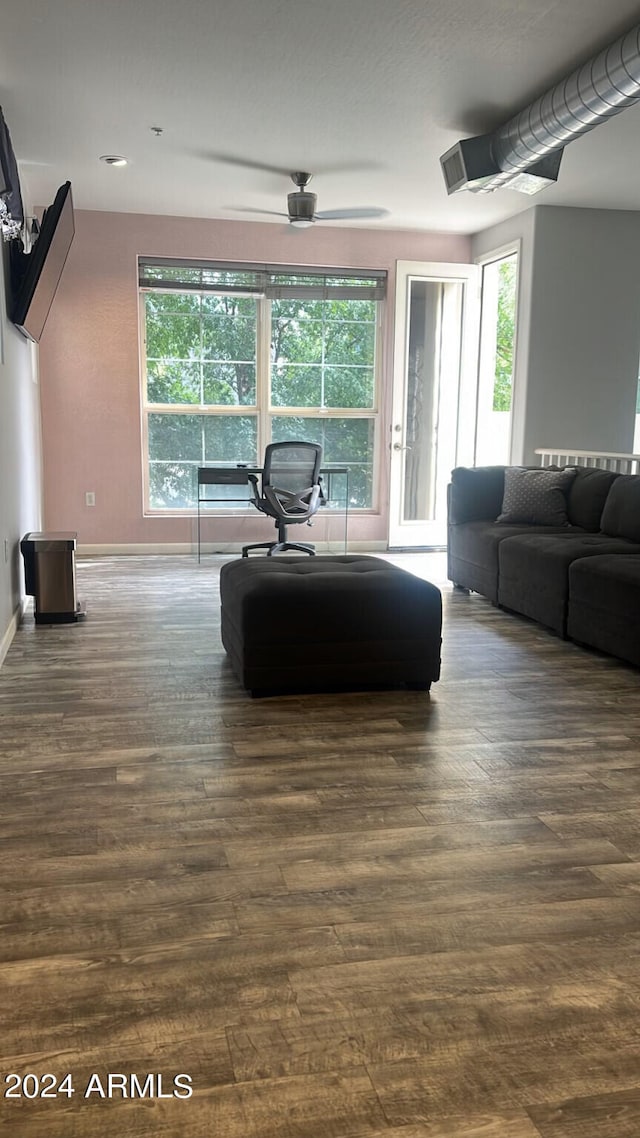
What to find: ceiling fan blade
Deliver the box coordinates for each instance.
[201,152,293,177]
[315,207,390,220]
[232,208,290,218]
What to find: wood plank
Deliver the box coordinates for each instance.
[528,1087,640,1137]
[3,553,640,1136]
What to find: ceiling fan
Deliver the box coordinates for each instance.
[222,164,388,227]
[278,172,388,228]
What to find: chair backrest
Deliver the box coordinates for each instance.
[262,441,322,500]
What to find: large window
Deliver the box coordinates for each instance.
[474,250,519,466]
[140,260,384,511]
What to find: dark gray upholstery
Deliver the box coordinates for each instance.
[447,464,640,669]
[600,475,640,542]
[567,467,619,530]
[220,555,442,696]
[448,465,506,524]
[568,555,640,668]
[446,464,583,601]
[447,519,583,603]
[498,533,640,636]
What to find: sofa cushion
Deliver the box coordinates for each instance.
[567,554,640,667]
[600,475,640,542]
[497,467,576,526]
[567,466,619,531]
[447,520,584,604]
[449,465,506,523]
[498,533,640,636]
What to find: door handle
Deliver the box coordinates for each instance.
[393,443,411,451]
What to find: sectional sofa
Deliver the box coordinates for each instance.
[447,463,640,668]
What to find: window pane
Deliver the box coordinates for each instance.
[202,314,256,363]
[271,298,375,411]
[148,413,203,462]
[203,416,257,463]
[147,413,258,508]
[324,366,374,408]
[271,416,374,507]
[272,366,321,407]
[272,314,323,362]
[201,295,256,317]
[145,292,201,315]
[494,256,517,412]
[202,363,256,405]
[146,313,201,360]
[149,463,197,510]
[475,253,518,466]
[147,362,201,405]
[145,293,258,408]
[323,319,375,367]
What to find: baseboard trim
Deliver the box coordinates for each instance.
[387,545,447,553]
[77,541,388,556]
[0,598,27,667]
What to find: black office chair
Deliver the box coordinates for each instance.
[242,441,323,557]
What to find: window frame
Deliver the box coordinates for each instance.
[139,276,383,516]
[473,241,521,467]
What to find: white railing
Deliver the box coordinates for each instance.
[535,448,640,475]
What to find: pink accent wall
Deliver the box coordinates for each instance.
[39,210,470,548]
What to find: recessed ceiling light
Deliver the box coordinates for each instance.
[99,155,128,167]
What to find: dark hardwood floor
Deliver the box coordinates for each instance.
[2,552,640,1137]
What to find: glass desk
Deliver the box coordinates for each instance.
[196,465,349,562]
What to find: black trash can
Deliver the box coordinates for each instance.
[20,532,85,624]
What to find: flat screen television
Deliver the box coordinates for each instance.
[0,105,23,229]
[11,181,75,343]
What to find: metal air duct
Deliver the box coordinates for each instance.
[441,21,640,194]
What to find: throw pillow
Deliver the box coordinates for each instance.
[497,466,576,525]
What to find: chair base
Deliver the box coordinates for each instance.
[242,540,316,558]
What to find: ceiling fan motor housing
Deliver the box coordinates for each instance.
[288,191,317,222]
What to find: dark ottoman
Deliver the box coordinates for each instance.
[567,554,640,668]
[220,555,442,696]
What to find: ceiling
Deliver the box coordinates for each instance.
[3,0,640,235]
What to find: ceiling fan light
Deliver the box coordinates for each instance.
[289,217,315,228]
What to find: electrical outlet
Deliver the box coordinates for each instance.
[85,491,95,507]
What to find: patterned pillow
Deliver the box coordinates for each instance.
[497,467,577,525]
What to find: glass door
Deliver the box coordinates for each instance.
[389,261,480,548]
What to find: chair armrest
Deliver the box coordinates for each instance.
[247,473,260,507]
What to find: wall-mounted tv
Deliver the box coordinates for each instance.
[11,181,75,343]
[0,105,23,231]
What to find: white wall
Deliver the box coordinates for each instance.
[0,242,43,659]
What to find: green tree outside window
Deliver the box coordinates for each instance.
[143,291,377,509]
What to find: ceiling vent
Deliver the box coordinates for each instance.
[441,21,640,195]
